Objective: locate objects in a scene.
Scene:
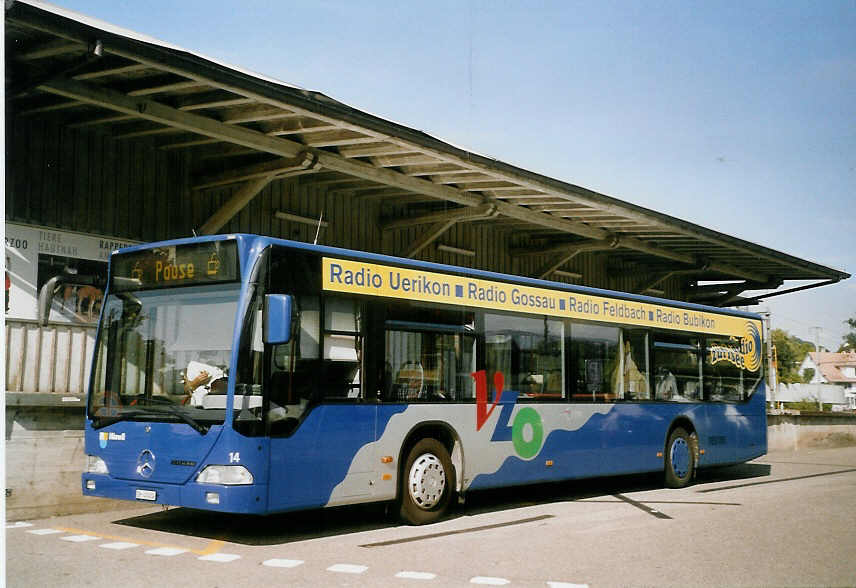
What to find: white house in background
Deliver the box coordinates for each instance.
[799,352,856,409]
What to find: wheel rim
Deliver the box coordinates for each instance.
[670,437,690,479]
[408,452,446,510]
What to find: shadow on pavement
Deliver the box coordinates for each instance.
[695,462,772,484]
[114,502,394,546]
[112,462,772,545]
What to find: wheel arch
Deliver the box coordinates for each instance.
[396,421,463,499]
[664,414,700,486]
[665,415,697,448]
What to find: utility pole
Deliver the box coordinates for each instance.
[760,311,775,409]
[811,326,823,411]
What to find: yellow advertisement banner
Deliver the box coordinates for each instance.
[322,257,762,342]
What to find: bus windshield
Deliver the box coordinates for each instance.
[89,283,241,430]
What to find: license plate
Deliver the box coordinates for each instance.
[135,489,156,501]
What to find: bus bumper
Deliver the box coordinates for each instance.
[82,474,268,514]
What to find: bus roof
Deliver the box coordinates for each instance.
[114,233,763,321]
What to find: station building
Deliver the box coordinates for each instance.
[3,1,849,517]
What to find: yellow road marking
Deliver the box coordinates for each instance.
[198,540,225,556]
[56,527,225,556]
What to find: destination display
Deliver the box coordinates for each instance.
[111,241,239,291]
[322,257,763,344]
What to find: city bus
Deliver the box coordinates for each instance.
[74,234,766,524]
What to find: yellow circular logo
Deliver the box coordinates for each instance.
[741,321,762,372]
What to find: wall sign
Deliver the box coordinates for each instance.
[4,222,138,324]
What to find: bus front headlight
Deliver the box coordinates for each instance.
[196,465,253,485]
[86,455,109,474]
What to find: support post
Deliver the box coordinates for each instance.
[197,175,275,235]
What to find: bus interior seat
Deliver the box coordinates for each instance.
[394,361,423,401]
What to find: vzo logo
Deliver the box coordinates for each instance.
[472,370,544,459]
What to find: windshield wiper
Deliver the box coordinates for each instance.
[91,406,209,435]
[152,405,208,435]
[92,410,150,429]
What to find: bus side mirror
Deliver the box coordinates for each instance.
[264,294,293,344]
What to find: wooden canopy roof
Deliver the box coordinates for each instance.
[6,0,849,306]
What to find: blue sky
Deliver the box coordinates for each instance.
[50,0,856,349]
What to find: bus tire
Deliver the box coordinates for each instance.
[664,427,696,488]
[398,438,456,525]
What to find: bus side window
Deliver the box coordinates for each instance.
[385,328,474,402]
[653,336,701,401]
[322,297,362,400]
[612,330,650,400]
[704,337,746,402]
[570,323,619,402]
[383,303,475,403]
[485,313,565,402]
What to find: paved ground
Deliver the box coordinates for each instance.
[6,447,856,587]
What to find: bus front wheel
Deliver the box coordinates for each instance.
[664,427,696,488]
[398,438,455,525]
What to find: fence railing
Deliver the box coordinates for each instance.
[5,319,96,394]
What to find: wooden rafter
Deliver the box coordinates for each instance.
[127,79,207,96]
[338,144,415,158]
[73,63,149,81]
[177,92,254,111]
[36,76,767,282]
[193,152,318,190]
[18,40,82,60]
[221,107,298,125]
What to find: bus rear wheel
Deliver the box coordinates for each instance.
[398,438,455,525]
[664,427,696,488]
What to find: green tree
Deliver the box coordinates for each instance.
[772,328,814,384]
[838,315,856,352]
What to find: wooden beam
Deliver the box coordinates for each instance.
[382,204,498,230]
[114,126,181,140]
[265,120,338,136]
[305,177,370,189]
[68,114,136,129]
[40,77,305,159]
[127,80,207,96]
[338,144,415,158]
[20,100,85,115]
[274,211,329,227]
[404,220,457,258]
[73,63,149,80]
[371,154,443,167]
[458,182,520,191]
[349,186,411,196]
[431,173,493,184]
[221,107,298,124]
[159,137,221,150]
[533,239,622,279]
[401,164,467,176]
[36,78,767,281]
[502,195,566,202]
[198,176,274,235]
[18,40,83,60]
[536,251,585,280]
[177,92,254,111]
[353,190,414,200]
[193,152,317,189]
[514,238,618,257]
[303,131,378,148]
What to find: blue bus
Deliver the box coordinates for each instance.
[76,234,766,524]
